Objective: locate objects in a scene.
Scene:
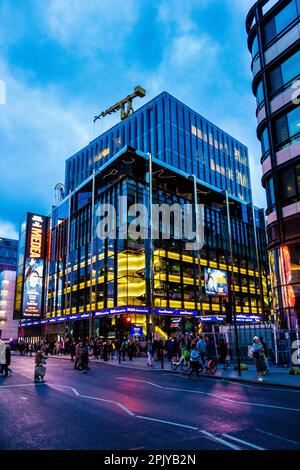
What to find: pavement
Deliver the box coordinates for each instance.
[1,355,300,450]
[28,352,300,389]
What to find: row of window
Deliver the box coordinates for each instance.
[261,104,300,156]
[256,49,300,107]
[266,162,300,210]
[251,0,300,57]
[66,94,251,202]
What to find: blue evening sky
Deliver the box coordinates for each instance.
[0,0,264,239]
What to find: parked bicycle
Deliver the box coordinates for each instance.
[189,356,218,377]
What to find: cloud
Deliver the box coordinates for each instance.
[170,34,219,68]
[0,57,92,225]
[0,220,19,240]
[36,0,141,56]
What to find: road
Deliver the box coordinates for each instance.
[1,355,300,450]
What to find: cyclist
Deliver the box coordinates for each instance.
[189,344,201,377]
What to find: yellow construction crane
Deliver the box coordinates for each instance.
[93,86,146,123]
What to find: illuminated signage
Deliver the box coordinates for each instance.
[130,325,143,336]
[22,213,47,318]
[198,315,226,322]
[204,267,228,297]
[170,317,182,328]
[155,308,197,316]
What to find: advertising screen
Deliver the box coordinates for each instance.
[130,325,143,336]
[22,213,47,317]
[204,267,228,297]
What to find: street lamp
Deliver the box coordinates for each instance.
[224,190,241,377]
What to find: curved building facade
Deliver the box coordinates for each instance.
[246,0,300,329]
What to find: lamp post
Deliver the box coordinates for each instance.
[148,152,155,341]
[89,170,95,339]
[193,175,203,321]
[225,190,241,377]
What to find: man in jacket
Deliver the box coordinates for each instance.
[0,334,6,375]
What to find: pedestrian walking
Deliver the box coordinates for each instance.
[0,334,7,376]
[252,336,267,382]
[34,352,47,383]
[74,339,82,370]
[196,336,206,365]
[189,344,201,378]
[146,339,153,366]
[3,343,11,377]
[260,336,270,374]
[80,341,89,374]
[70,338,76,362]
[128,339,136,361]
[121,339,127,361]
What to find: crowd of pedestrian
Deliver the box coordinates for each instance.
[2,331,272,383]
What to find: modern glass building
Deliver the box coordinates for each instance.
[65,92,252,203]
[17,92,271,340]
[0,237,19,339]
[246,0,300,329]
[0,237,18,272]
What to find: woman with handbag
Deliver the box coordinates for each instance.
[34,352,47,383]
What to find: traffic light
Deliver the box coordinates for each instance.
[125,316,131,326]
[225,301,233,325]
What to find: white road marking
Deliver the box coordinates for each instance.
[0,383,44,389]
[221,434,266,450]
[136,415,199,430]
[117,378,163,388]
[117,378,300,413]
[199,431,241,450]
[80,394,115,403]
[222,379,300,393]
[254,428,299,445]
[0,381,276,450]
[47,384,80,397]
[115,402,136,416]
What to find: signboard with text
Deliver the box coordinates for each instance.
[22,213,47,317]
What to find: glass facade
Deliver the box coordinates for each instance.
[65,92,252,204]
[247,0,300,329]
[0,238,18,339]
[0,237,18,272]
[17,92,270,339]
[40,147,270,339]
[0,270,18,340]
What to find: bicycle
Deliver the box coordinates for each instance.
[171,352,190,372]
[199,357,217,375]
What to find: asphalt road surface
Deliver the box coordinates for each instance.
[1,356,300,451]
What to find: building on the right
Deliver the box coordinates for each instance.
[246,0,300,329]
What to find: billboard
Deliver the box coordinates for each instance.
[204,267,228,297]
[22,213,47,317]
[130,325,143,336]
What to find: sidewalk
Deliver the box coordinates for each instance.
[31,353,300,389]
